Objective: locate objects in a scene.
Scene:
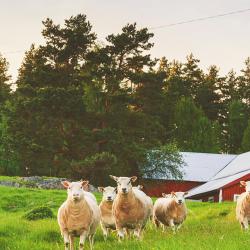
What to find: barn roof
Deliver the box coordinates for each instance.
[144,152,236,182]
[187,151,250,198]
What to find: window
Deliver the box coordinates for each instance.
[208,196,214,202]
[234,194,241,202]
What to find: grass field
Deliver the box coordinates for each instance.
[0,185,249,250]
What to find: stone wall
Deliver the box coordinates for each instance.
[0,176,98,192]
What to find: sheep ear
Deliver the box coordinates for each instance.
[81,180,89,188]
[62,181,70,188]
[130,176,137,182]
[184,191,188,196]
[240,181,247,187]
[110,175,118,181]
[98,187,104,192]
[171,191,176,197]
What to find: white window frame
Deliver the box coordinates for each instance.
[208,196,214,202]
[234,194,241,202]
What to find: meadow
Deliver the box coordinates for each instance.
[0,185,249,250]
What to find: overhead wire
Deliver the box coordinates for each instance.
[2,8,250,54]
[148,8,250,30]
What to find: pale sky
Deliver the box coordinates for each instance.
[1,0,250,81]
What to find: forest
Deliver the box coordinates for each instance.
[0,14,249,185]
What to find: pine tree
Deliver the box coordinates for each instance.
[228,100,248,153]
[242,119,250,152]
[174,97,221,152]
[0,54,11,104]
[195,65,222,121]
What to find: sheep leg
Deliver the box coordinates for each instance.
[169,220,176,234]
[134,226,142,240]
[125,228,131,238]
[79,231,88,250]
[242,218,249,231]
[101,224,108,241]
[69,235,74,250]
[176,223,182,232]
[89,234,94,250]
[116,225,125,241]
[63,231,70,250]
[161,224,166,233]
[153,217,160,228]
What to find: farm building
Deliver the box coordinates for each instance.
[187,151,250,202]
[142,152,236,197]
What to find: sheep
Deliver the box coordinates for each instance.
[153,192,188,233]
[236,181,250,230]
[58,180,100,250]
[110,175,152,240]
[134,185,144,191]
[98,186,117,240]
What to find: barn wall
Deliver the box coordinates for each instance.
[189,191,219,202]
[222,173,250,201]
[141,179,203,197]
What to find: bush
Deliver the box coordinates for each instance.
[23,206,54,221]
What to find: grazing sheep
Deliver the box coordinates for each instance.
[58,181,100,250]
[110,175,152,240]
[98,186,117,240]
[236,181,250,230]
[153,192,188,232]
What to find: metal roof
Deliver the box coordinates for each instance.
[145,152,236,182]
[187,151,250,198]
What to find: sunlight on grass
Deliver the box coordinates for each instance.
[0,186,249,249]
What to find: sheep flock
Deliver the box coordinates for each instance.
[57,176,248,250]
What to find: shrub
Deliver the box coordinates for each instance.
[23,206,54,220]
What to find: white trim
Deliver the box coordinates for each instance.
[219,189,223,203]
[233,194,241,202]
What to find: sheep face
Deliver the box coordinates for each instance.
[241,181,250,192]
[62,181,89,202]
[171,192,188,205]
[98,186,117,202]
[110,176,137,195]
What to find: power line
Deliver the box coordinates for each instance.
[149,8,250,30]
[2,8,250,55]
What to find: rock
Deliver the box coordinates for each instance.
[20,176,43,182]
[0,176,98,191]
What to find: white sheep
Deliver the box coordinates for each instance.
[57,181,100,250]
[236,181,250,230]
[98,186,117,240]
[110,175,152,240]
[153,192,188,233]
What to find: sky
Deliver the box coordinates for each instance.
[1,0,250,81]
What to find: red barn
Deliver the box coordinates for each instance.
[142,152,236,197]
[187,151,250,202]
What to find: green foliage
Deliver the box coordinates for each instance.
[23,206,54,221]
[0,54,11,104]
[142,143,184,180]
[228,100,248,153]
[1,13,250,179]
[241,119,250,152]
[174,97,221,152]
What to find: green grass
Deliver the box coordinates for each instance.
[0,185,249,250]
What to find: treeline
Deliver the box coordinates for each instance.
[0,14,250,184]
